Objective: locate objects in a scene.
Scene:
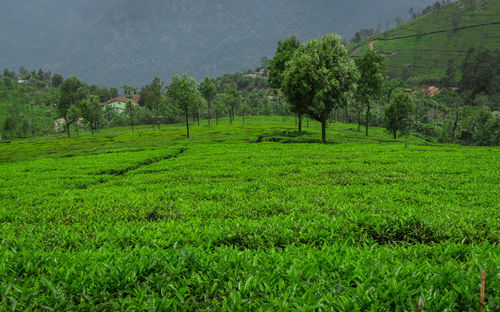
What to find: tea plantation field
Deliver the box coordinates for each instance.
[0,117,499,311]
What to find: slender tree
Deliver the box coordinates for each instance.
[126,101,135,133]
[222,83,240,125]
[268,36,305,131]
[145,77,164,130]
[167,74,201,139]
[199,77,217,126]
[58,76,87,137]
[80,95,101,136]
[355,49,385,136]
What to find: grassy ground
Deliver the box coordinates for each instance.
[350,0,500,79]
[0,117,499,310]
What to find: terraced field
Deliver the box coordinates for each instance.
[350,0,500,80]
[0,117,499,310]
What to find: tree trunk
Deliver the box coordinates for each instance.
[185,107,190,139]
[321,121,326,144]
[208,102,211,126]
[197,109,200,126]
[393,130,397,140]
[130,105,134,133]
[298,114,302,132]
[345,105,349,123]
[365,103,371,136]
[357,110,361,131]
[216,110,219,125]
[66,124,71,138]
[451,109,458,144]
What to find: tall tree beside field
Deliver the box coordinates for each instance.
[267,36,304,132]
[167,74,201,139]
[222,83,240,125]
[355,49,385,136]
[2,115,16,139]
[283,34,358,143]
[80,95,101,136]
[126,101,135,133]
[437,89,464,144]
[199,77,217,126]
[58,76,87,137]
[214,95,224,126]
[145,77,164,130]
[384,91,414,140]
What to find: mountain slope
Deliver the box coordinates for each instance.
[0,0,437,86]
[352,0,500,81]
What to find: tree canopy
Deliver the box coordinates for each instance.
[283,33,359,143]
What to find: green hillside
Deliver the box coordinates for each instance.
[1,118,499,310]
[352,0,500,81]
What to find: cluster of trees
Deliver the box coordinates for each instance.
[0,64,290,140]
[2,40,499,146]
[350,28,378,44]
[1,67,64,89]
[268,34,391,143]
[409,1,453,20]
[136,74,274,138]
[268,34,500,145]
[0,68,131,139]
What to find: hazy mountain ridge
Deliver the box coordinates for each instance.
[1,0,437,86]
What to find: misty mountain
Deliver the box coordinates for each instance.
[0,0,437,87]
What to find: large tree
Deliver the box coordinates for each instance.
[267,36,305,131]
[58,76,87,137]
[355,49,385,136]
[199,77,217,126]
[283,34,358,143]
[167,74,201,139]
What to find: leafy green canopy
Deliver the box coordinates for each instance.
[384,91,414,139]
[283,33,359,142]
[167,74,202,138]
[267,36,301,91]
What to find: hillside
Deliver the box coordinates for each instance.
[0,0,438,87]
[351,0,500,81]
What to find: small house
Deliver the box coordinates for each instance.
[100,97,130,112]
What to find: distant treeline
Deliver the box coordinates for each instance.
[1,34,499,146]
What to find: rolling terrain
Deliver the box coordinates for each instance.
[0,117,498,310]
[351,0,500,80]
